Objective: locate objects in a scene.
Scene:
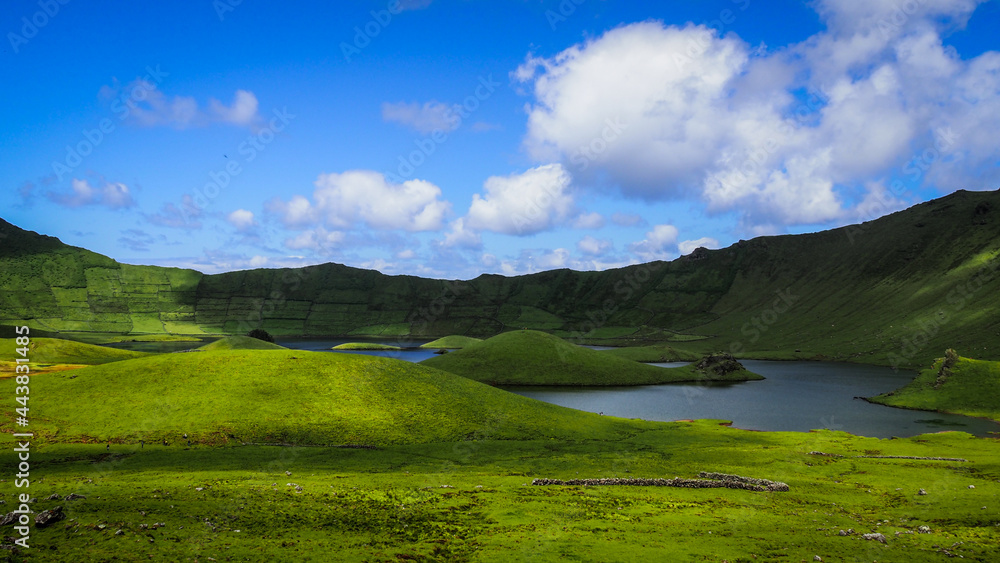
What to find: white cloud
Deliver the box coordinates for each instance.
[678,237,720,255]
[112,79,262,129]
[628,224,679,262]
[610,212,645,227]
[270,170,450,232]
[465,163,574,235]
[48,178,135,209]
[572,211,605,229]
[145,194,203,230]
[227,209,256,231]
[515,7,1000,233]
[577,235,612,256]
[382,101,459,133]
[440,218,482,248]
[283,227,345,252]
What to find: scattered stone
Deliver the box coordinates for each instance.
[115,529,124,536]
[35,506,65,528]
[139,524,148,530]
[96,524,107,531]
[0,512,19,526]
[968,485,975,489]
[294,485,303,492]
[531,472,788,492]
[918,526,931,534]
[285,471,292,476]
[195,487,204,492]
[46,493,61,501]
[814,556,823,561]
[862,532,887,543]
[440,485,454,489]
[65,493,86,501]
[919,489,927,495]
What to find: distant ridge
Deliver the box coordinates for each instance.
[1,189,998,367]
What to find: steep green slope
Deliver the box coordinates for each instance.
[419,335,483,349]
[870,353,1000,421]
[196,335,286,351]
[22,350,645,444]
[2,189,999,368]
[420,330,761,385]
[0,337,149,365]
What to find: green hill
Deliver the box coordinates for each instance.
[0,337,149,365]
[420,330,761,385]
[15,350,650,445]
[2,189,999,367]
[419,335,483,349]
[603,343,700,363]
[196,335,286,351]
[332,342,402,351]
[870,352,1000,421]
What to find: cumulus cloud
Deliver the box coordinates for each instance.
[628,224,679,262]
[440,218,482,249]
[269,170,450,232]
[678,237,720,255]
[47,178,135,209]
[572,211,605,229]
[382,101,460,133]
[283,227,345,252]
[227,209,257,231]
[464,163,574,235]
[515,5,1000,233]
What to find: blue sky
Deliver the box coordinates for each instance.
[3,0,998,279]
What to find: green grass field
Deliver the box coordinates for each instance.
[419,335,483,349]
[332,342,403,351]
[421,330,761,385]
[871,354,1000,421]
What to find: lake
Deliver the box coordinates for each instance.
[505,360,1000,438]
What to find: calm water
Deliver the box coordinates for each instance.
[506,360,1000,438]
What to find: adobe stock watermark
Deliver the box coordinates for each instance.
[845,127,958,244]
[568,117,628,171]
[672,0,752,71]
[384,75,500,183]
[213,0,244,21]
[178,107,295,226]
[51,65,169,182]
[876,0,928,39]
[728,288,799,356]
[340,0,407,63]
[565,261,664,343]
[7,0,71,54]
[545,0,586,30]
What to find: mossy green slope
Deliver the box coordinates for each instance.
[196,335,286,351]
[420,330,760,385]
[332,342,401,350]
[22,350,649,445]
[603,343,700,363]
[870,354,1000,421]
[419,335,482,349]
[0,336,149,364]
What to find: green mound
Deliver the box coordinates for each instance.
[20,350,647,444]
[103,334,203,343]
[332,342,402,351]
[419,335,483,349]
[0,337,149,365]
[420,330,761,385]
[870,352,1000,421]
[603,343,700,363]
[197,335,286,351]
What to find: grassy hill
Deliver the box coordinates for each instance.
[869,352,1000,421]
[17,349,650,445]
[332,342,402,351]
[603,343,700,363]
[2,189,999,367]
[196,335,286,351]
[419,335,482,349]
[0,337,148,365]
[420,330,761,385]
